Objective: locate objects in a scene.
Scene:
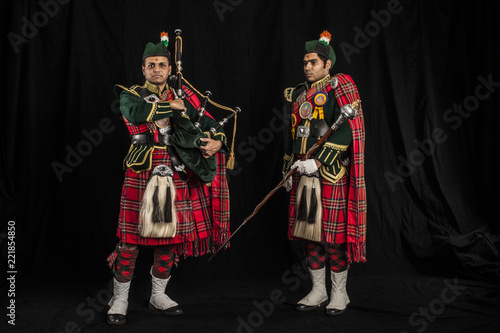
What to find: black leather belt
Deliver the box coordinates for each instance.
[130,132,172,146]
[131,133,154,144]
[296,119,330,138]
[130,132,187,181]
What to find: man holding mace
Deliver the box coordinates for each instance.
[282,31,367,316]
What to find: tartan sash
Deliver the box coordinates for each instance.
[333,73,367,263]
[180,86,216,121]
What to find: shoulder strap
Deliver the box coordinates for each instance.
[113,84,142,98]
[136,86,152,98]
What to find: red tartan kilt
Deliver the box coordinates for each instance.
[288,171,348,244]
[117,148,211,246]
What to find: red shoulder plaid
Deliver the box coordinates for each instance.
[334,74,367,263]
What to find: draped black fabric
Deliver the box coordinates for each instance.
[1,1,499,332]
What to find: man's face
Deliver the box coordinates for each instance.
[303,53,331,83]
[142,56,171,87]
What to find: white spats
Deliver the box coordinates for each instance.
[108,278,131,316]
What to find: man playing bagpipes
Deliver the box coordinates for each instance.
[106,31,236,325]
[282,31,367,316]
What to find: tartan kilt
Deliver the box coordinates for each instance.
[288,171,348,244]
[117,147,229,257]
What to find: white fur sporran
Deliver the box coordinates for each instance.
[139,165,177,238]
[293,175,322,242]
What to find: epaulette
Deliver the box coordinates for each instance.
[283,82,307,102]
[113,84,148,98]
[283,87,294,102]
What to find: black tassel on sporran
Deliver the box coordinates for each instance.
[152,179,162,223]
[297,185,309,221]
[307,182,318,224]
[164,183,172,223]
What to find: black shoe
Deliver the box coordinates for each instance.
[107,313,126,325]
[149,302,184,316]
[326,308,346,316]
[295,299,328,312]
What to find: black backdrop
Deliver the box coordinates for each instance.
[2,1,500,332]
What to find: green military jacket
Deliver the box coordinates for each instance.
[114,81,227,182]
[284,74,352,183]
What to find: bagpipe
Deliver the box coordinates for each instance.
[164,29,241,184]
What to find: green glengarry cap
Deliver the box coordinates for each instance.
[142,31,171,61]
[304,30,336,66]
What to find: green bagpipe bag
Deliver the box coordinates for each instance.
[170,110,218,184]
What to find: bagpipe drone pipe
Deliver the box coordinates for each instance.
[166,29,241,184]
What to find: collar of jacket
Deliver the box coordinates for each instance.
[307,74,331,89]
[144,81,169,95]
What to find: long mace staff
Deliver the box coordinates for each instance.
[208,99,361,261]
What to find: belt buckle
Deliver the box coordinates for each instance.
[296,126,310,138]
[131,134,146,145]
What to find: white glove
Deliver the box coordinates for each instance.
[291,159,318,175]
[283,173,293,192]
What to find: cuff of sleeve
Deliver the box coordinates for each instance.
[282,153,294,174]
[146,102,172,122]
[315,142,349,167]
[213,131,227,143]
[212,132,229,152]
